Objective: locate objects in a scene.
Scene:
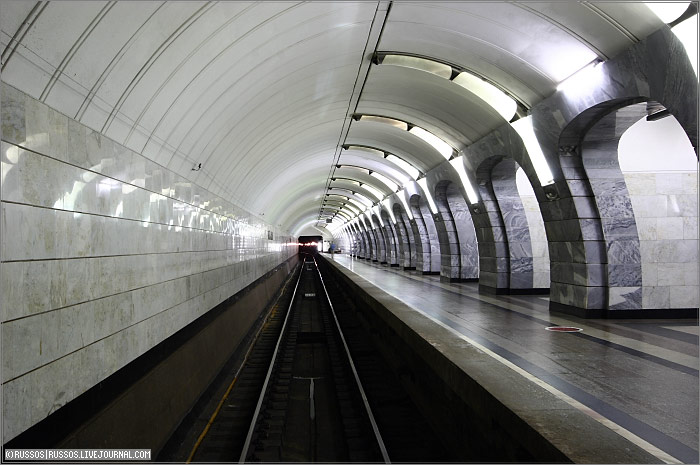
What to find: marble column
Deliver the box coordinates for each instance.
[491,159,535,291]
[381,212,400,266]
[434,182,462,281]
[446,183,479,280]
[393,204,415,269]
[409,196,433,273]
[580,104,646,310]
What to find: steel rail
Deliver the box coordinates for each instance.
[238,259,304,463]
[312,256,391,463]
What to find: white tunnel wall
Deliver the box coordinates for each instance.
[0,83,297,443]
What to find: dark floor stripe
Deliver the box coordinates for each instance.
[571,332,698,377]
[425,309,700,464]
[377,264,699,377]
[616,322,699,345]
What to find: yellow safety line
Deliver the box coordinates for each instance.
[186,374,240,463]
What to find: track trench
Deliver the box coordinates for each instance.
[188,253,451,463]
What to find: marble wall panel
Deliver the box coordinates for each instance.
[1,83,296,442]
[521,194,550,288]
[624,171,698,309]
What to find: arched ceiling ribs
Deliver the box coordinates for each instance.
[341,143,423,180]
[333,165,402,194]
[372,50,529,120]
[190,76,354,179]
[345,119,441,171]
[163,38,366,173]
[101,2,217,134]
[328,179,389,204]
[351,111,458,158]
[133,4,361,150]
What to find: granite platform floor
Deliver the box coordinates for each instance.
[329,254,699,464]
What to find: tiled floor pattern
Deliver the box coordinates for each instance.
[330,254,699,464]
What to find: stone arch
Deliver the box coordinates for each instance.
[491,158,535,291]
[380,210,400,266]
[393,202,416,269]
[473,156,512,292]
[445,182,479,280]
[370,214,387,263]
[515,168,550,289]
[528,27,697,316]
[410,194,441,274]
[350,223,364,258]
[561,100,698,313]
[434,180,462,281]
[359,218,376,261]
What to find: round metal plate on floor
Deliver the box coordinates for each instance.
[545,326,583,332]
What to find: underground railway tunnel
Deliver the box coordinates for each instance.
[0,1,698,463]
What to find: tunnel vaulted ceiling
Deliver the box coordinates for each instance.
[0,1,665,234]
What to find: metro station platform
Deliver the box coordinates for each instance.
[325,254,699,464]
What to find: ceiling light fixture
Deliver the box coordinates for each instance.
[397,189,414,220]
[417,178,438,214]
[382,198,397,224]
[372,205,385,226]
[511,116,555,186]
[354,114,409,131]
[373,52,525,121]
[448,157,479,204]
[452,71,518,121]
[386,154,421,180]
[408,126,455,159]
[370,172,399,191]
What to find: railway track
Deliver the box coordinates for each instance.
[186,253,451,463]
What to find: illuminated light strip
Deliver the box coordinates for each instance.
[348,197,368,212]
[354,113,456,159]
[372,205,385,226]
[361,183,385,201]
[344,144,419,183]
[511,116,555,187]
[357,114,408,130]
[355,193,374,208]
[409,126,455,160]
[555,59,604,94]
[375,54,520,122]
[364,211,375,228]
[449,157,479,204]
[398,189,414,220]
[386,154,421,180]
[380,54,453,79]
[417,178,438,214]
[382,198,397,224]
[370,172,398,191]
[344,145,384,156]
[452,71,517,121]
